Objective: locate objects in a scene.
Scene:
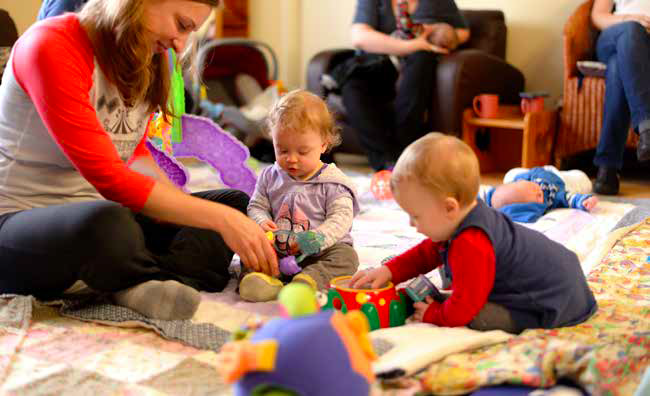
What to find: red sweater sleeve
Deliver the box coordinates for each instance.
[12,16,155,211]
[131,128,154,161]
[421,228,496,327]
[385,239,442,284]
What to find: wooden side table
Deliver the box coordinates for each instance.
[462,105,557,173]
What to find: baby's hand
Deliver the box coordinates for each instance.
[583,196,599,211]
[412,296,435,322]
[349,266,392,289]
[260,219,278,232]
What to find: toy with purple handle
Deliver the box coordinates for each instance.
[174,115,257,196]
[146,140,190,191]
[148,114,257,196]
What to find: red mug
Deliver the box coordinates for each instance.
[473,94,499,118]
[521,97,545,113]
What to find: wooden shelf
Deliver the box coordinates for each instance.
[464,105,525,129]
[462,105,558,172]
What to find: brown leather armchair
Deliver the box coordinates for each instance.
[555,0,638,166]
[306,10,525,155]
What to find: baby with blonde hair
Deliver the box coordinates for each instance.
[351,132,596,334]
[241,90,360,302]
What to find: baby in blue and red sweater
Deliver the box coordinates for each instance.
[351,133,597,334]
[480,166,599,223]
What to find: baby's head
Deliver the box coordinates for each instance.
[266,89,341,180]
[490,181,544,209]
[428,23,459,51]
[391,132,480,242]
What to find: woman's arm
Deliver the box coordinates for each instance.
[351,23,447,56]
[142,182,278,275]
[592,0,650,30]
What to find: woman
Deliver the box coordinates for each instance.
[341,0,470,171]
[591,0,650,195]
[0,0,277,320]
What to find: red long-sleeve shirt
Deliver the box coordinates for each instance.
[385,228,496,327]
[4,14,154,213]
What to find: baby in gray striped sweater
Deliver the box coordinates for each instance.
[240,90,360,302]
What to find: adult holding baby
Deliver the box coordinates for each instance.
[0,0,277,320]
[341,0,470,171]
[591,0,650,195]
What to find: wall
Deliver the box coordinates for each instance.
[4,0,584,103]
[254,0,585,104]
[1,0,41,35]
[454,0,583,104]
[249,0,302,89]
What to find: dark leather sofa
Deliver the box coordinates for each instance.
[306,10,526,155]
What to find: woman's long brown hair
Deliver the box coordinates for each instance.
[78,0,219,117]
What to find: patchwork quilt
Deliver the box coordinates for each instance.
[0,164,646,395]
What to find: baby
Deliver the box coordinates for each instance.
[427,22,459,51]
[480,166,599,223]
[240,90,360,302]
[350,133,597,334]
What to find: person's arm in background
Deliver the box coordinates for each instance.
[418,0,470,49]
[350,0,445,56]
[592,0,650,30]
[351,23,443,55]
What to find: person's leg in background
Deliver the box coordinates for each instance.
[611,22,650,162]
[593,22,650,194]
[394,51,438,154]
[341,59,399,171]
[593,23,632,194]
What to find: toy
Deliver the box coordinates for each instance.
[370,170,393,200]
[147,114,257,195]
[404,274,445,303]
[146,49,257,196]
[266,230,326,276]
[322,275,408,331]
[216,283,376,396]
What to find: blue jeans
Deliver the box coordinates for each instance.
[594,22,650,169]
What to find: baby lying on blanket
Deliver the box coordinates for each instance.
[479,166,599,223]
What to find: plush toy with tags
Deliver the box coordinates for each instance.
[216,283,376,396]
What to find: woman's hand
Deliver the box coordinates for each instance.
[349,266,392,289]
[219,208,279,276]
